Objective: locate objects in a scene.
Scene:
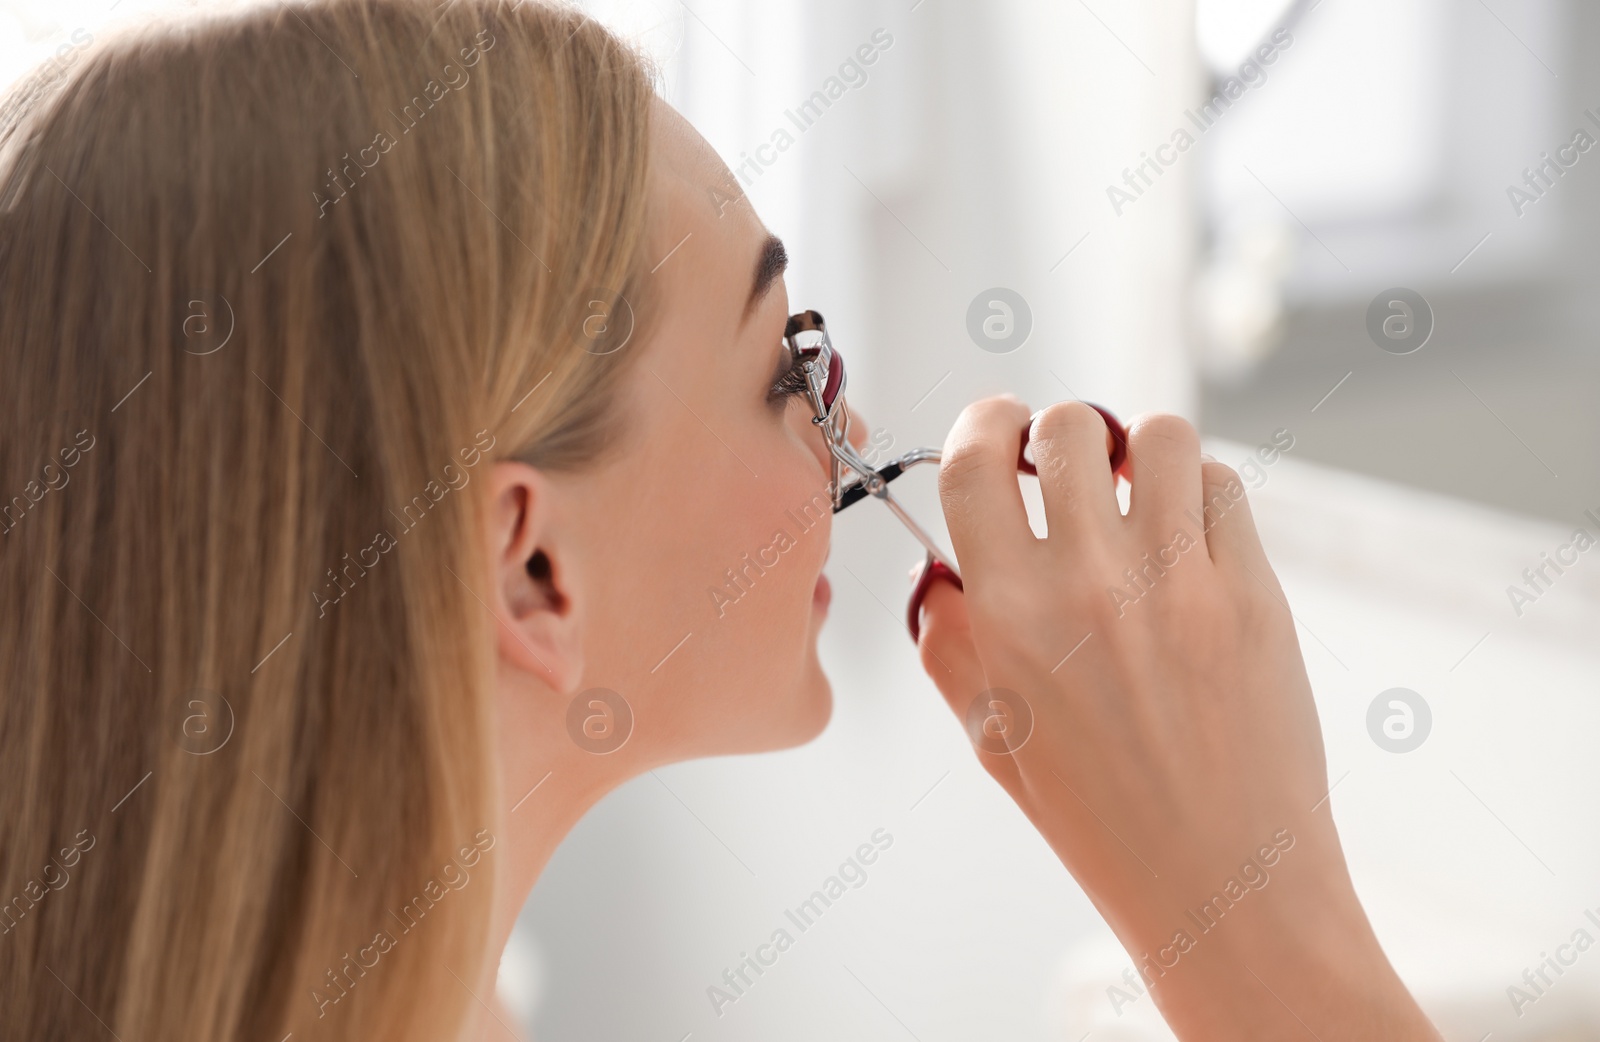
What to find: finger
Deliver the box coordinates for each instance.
[1197,460,1273,576]
[1124,413,1205,544]
[1027,400,1121,543]
[938,395,1035,579]
[915,569,1023,792]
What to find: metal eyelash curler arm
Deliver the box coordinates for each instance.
[783,311,957,570]
[783,309,1130,641]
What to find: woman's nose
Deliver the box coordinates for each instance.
[845,403,871,454]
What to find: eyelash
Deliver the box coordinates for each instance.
[767,354,812,405]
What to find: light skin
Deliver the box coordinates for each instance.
[462,95,1443,1041]
[918,401,1444,1040]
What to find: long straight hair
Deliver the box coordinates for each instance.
[0,1,657,1038]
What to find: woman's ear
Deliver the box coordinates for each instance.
[484,460,584,694]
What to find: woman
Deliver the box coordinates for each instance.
[0,0,1443,1039]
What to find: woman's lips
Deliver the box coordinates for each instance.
[813,572,831,610]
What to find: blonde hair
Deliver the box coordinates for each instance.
[0,1,657,1038]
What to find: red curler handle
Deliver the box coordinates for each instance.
[909,402,1129,643]
[1017,401,1129,480]
[908,557,960,643]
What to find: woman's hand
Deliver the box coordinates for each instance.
[915,396,1441,1041]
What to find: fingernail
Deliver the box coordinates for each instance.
[908,560,926,586]
[1199,452,1217,463]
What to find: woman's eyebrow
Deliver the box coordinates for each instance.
[742,233,788,326]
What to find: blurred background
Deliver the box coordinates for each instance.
[7,0,1597,1038]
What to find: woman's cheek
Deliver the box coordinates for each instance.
[702,460,828,623]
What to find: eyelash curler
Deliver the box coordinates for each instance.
[782,309,1130,643]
